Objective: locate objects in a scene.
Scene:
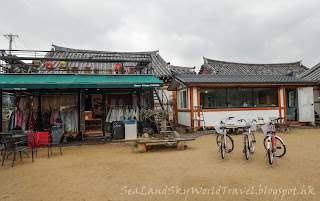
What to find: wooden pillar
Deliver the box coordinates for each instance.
[172,91,177,124]
[78,89,82,139]
[278,87,282,118]
[0,89,2,132]
[190,87,194,127]
[102,89,106,136]
[197,87,201,127]
[283,86,287,119]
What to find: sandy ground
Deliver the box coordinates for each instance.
[0,129,320,201]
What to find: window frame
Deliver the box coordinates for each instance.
[200,87,279,109]
[178,89,188,109]
[288,90,295,108]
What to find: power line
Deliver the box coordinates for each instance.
[16,36,33,51]
[3,33,18,55]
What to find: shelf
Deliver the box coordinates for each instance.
[84,118,102,135]
[84,131,103,135]
[85,118,102,121]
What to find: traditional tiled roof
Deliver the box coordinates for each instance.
[168,74,316,90]
[44,45,172,78]
[199,58,308,76]
[298,62,320,81]
[169,65,196,74]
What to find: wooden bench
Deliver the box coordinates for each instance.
[138,138,195,153]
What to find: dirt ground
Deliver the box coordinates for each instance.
[0,129,320,201]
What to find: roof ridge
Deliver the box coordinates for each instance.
[170,65,195,69]
[205,57,301,66]
[52,44,159,55]
[299,62,320,77]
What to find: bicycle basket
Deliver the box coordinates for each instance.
[214,124,224,134]
[261,123,275,135]
[250,122,257,132]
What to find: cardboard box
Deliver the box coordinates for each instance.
[85,111,92,120]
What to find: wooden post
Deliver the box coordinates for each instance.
[163,117,167,138]
[138,142,147,153]
[0,89,2,132]
[177,141,184,150]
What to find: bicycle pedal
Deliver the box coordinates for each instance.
[276,147,281,149]
[252,140,256,142]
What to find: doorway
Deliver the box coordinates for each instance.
[286,88,298,121]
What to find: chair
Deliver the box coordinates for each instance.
[1,133,29,167]
[276,115,292,133]
[36,128,64,159]
[283,115,293,133]
[11,130,34,162]
[257,117,265,131]
[257,117,265,125]
[0,137,5,160]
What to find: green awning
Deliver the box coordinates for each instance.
[0,74,163,89]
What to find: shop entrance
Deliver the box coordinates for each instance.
[286,87,315,122]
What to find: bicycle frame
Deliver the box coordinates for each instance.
[266,131,276,152]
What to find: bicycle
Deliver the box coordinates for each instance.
[238,119,257,160]
[215,117,235,159]
[261,120,286,165]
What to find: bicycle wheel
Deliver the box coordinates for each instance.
[267,148,274,165]
[249,132,256,154]
[274,136,286,157]
[244,138,250,160]
[216,134,234,153]
[263,136,286,157]
[220,136,226,159]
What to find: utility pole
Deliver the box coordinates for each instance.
[3,33,18,55]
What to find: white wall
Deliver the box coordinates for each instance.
[202,110,279,126]
[313,87,320,114]
[178,112,191,127]
[280,87,284,107]
[193,87,198,107]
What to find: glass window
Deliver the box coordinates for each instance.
[179,90,187,109]
[227,88,253,108]
[200,87,278,109]
[288,91,295,107]
[200,88,227,109]
[252,88,278,107]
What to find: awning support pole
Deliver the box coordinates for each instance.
[0,89,2,132]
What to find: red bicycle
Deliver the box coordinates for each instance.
[262,119,286,165]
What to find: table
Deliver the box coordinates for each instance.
[225,125,248,135]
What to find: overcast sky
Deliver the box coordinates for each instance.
[1,0,320,71]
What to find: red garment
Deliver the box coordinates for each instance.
[16,111,23,127]
[27,112,35,131]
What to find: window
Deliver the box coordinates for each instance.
[288,91,295,108]
[200,87,278,109]
[200,88,227,108]
[179,90,187,109]
[253,88,278,107]
[227,88,253,108]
